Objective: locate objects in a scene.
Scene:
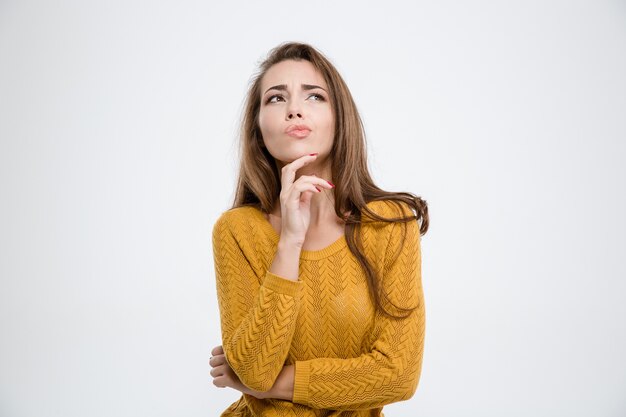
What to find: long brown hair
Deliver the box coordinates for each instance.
[231,41,429,318]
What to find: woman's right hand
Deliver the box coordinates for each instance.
[278,153,335,246]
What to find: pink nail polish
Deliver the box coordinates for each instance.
[327,181,335,188]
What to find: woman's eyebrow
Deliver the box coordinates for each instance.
[263,84,327,94]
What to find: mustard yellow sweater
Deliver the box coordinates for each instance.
[212,200,425,416]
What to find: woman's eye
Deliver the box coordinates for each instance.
[267,95,285,104]
[308,93,325,101]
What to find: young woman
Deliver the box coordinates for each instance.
[209,41,429,416]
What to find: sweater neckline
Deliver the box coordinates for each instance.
[248,206,348,260]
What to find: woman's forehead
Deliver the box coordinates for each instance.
[261,60,328,91]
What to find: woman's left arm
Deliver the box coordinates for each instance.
[294,211,424,410]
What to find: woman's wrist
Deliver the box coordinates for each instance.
[278,234,304,252]
[269,239,302,281]
[265,364,295,401]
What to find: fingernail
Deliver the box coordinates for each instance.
[327,181,335,188]
[309,153,318,156]
[315,187,321,192]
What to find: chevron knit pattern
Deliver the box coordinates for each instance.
[212,200,425,417]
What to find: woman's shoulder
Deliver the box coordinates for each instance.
[212,205,260,236]
[362,199,415,222]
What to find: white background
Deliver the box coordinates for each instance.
[1,1,625,416]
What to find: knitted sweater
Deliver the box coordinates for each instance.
[212,200,425,416]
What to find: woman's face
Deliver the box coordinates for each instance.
[258,59,335,166]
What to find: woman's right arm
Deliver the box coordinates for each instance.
[213,218,302,392]
[213,153,333,392]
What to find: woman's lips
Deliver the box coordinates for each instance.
[286,129,311,138]
[285,124,311,138]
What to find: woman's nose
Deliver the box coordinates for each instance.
[286,102,303,120]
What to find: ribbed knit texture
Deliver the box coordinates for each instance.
[212,200,425,416]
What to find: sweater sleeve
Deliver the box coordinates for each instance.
[292,213,425,410]
[212,213,303,392]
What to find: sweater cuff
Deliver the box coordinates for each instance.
[263,270,301,297]
[292,360,310,405]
